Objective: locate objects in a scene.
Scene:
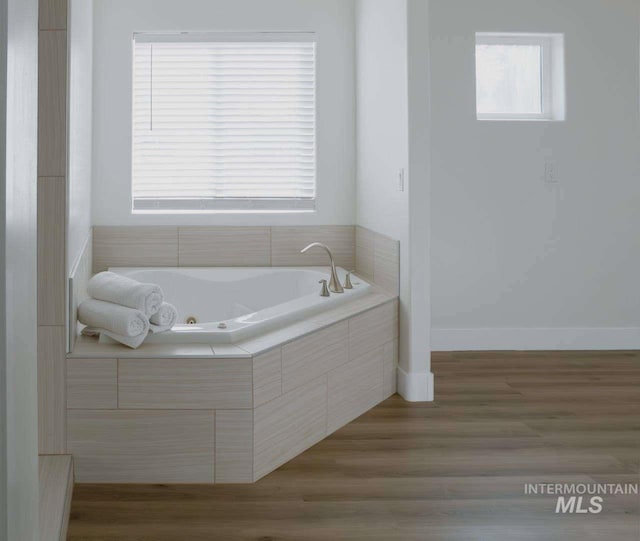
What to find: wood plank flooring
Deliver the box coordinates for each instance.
[68,351,640,541]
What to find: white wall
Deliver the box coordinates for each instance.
[429,0,640,349]
[1,0,39,538]
[356,0,409,244]
[406,0,433,398]
[68,0,93,270]
[356,0,409,367]
[92,0,356,226]
[356,0,432,401]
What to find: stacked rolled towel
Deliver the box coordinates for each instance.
[78,271,174,349]
[78,299,150,349]
[87,271,163,317]
[149,302,178,333]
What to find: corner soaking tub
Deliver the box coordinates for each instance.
[108,267,371,344]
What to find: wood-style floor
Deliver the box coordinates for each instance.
[68,352,640,541]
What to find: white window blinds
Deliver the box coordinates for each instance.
[132,33,317,212]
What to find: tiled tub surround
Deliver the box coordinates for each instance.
[92,226,355,273]
[66,296,398,483]
[68,223,399,341]
[91,225,399,294]
[63,224,399,481]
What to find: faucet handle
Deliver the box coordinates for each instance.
[318,279,330,297]
[343,270,355,290]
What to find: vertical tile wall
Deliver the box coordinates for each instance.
[38,0,67,453]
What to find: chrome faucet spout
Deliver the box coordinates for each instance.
[300,242,344,293]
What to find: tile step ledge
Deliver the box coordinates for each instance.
[68,288,397,359]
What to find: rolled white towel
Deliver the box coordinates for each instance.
[82,326,148,349]
[149,302,178,334]
[78,299,149,338]
[87,271,164,317]
[99,329,148,349]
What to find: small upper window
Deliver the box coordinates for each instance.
[475,33,564,121]
[132,33,316,213]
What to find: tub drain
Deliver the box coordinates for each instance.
[185,316,197,325]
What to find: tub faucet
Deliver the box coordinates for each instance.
[300,243,344,293]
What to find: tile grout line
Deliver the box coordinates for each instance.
[176,227,181,267]
[116,359,119,408]
[279,347,283,397]
[324,373,329,436]
[269,226,273,267]
[213,409,216,483]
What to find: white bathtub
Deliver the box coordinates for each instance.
[108,267,371,344]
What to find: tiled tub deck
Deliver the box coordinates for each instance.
[66,292,398,483]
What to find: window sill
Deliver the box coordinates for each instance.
[132,198,316,214]
[132,208,317,216]
[476,117,565,123]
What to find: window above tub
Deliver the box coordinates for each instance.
[475,33,565,121]
[132,32,317,213]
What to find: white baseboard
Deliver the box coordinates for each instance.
[432,327,640,351]
[397,367,434,402]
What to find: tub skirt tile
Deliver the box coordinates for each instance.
[216,410,253,483]
[348,300,399,361]
[282,321,348,393]
[327,347,385,434]
[253,348,282,408]
[67,409,215,483]
[67,358,117,409]
[383,339,399,398]
[118,358,253,409]
[253,377,327,481]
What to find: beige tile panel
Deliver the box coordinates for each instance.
[67,409,215,483]
[271,226,355,269]
[69,335,218,359]
[215,410,253,483]
[307,290,397,326]
[38,177,66,325]
[374,234,400,294]
[383,339,398,398]
[211,344,253,358]
[254,377,327,481]
[235,319,323,355]
[38,326,66,454]
[253,348,282,407]
[355,226,375,280]
[179,226,271,266]
[59,455,73,541]
[118,358,252,409]
[38,31,66,176]
[39,0,67,30]
[327,347,385,434]
[66,358,117,409]
[348,300,398,361]
[38,455,73,541]
[282,321,348,393]
[92,226,178,272]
